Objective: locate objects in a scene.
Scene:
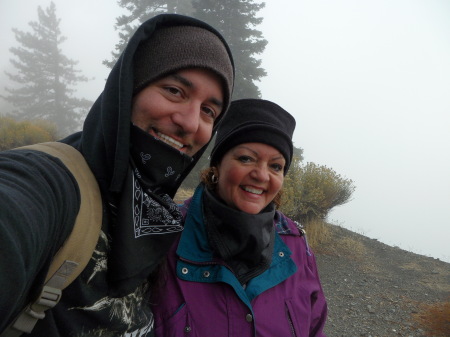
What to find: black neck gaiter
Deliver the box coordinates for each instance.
[202,188,276,285]
[107,125,193,297]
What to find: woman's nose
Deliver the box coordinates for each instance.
[250,165,270,182]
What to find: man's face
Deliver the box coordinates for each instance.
[131,68,224,157]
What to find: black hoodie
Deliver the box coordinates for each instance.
[0,14,234,336]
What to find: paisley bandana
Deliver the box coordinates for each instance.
[107,125,193,296]
[129,124,194,197]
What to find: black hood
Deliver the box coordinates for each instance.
[77,14,234,194]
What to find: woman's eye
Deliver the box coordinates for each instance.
[271,163,283,172]
[237,155,252,163]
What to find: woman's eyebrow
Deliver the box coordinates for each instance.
[237,145,285,161]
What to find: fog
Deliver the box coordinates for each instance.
[1,0,449,262]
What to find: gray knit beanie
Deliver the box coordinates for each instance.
[133,25,234,112]
[210,99,296,175]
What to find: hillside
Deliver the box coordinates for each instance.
[315,224,450,337]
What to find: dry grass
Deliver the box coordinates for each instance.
[174,188,194,204]
[401,263,450,293]
[337,236,367,261]
[302,219,332,254]
[302,219,367,260]
[412,299,450,337]
[401,261,425,272]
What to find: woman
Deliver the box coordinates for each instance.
[152,99,328,337]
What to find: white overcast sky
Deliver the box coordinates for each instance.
[1,0,449,262]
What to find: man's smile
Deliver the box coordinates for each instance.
[156,131,185,150]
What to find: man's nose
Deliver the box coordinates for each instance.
[172,103,201,134]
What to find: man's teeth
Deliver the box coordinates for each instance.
[243,186,263,195]
[157,132,183,149]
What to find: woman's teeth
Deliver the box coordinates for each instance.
[242,186,263,195]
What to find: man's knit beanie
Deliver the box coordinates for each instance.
[210,99,296,175]
[133,25,234,112]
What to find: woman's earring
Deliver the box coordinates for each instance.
[211,174,218,184]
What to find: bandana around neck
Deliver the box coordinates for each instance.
[129,124,194,197]
[107,125,194,296]
[202,187,276,285]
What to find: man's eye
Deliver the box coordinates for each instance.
[165,86,181,96]
[202,106,217,120]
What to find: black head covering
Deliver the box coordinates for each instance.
[133,25,233,111]
[210,99,296,174]
[75,14,235,194]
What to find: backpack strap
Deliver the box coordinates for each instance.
[2,142,102,336]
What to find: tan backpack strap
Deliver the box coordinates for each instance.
[3,142,102,336]
[28,142,103,286]
[5,262,78,336]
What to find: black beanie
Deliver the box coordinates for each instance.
[133,25,234,112]
[210,99,296,174]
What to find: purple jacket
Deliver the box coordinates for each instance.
[151,186,328,337]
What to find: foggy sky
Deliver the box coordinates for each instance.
[1,0,449,262]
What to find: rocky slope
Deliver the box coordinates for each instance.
[315,225,450,337]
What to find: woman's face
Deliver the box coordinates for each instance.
[216,142,285,214]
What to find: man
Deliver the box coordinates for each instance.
[0,14,234,336]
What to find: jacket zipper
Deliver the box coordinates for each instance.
[286,305,297,337]
[295,222,312,256]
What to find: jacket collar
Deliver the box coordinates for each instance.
[177,185,301,261]
[176,185,298,303]
[176,185,215,262]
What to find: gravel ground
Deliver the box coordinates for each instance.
[315,225,450,337]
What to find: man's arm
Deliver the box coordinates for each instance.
[0,149,80,332]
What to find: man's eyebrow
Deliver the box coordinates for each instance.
[170,73,223,108]
[171,73,193,88]
[209,97,223,108]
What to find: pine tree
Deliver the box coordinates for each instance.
[104,0,267,98]
[2,2,92,136]
[103,0,194,68]
[192,0,267,99]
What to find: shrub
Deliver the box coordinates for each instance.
[281,158,355,223]
[0,117,57,150]
[413,299,450,336]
